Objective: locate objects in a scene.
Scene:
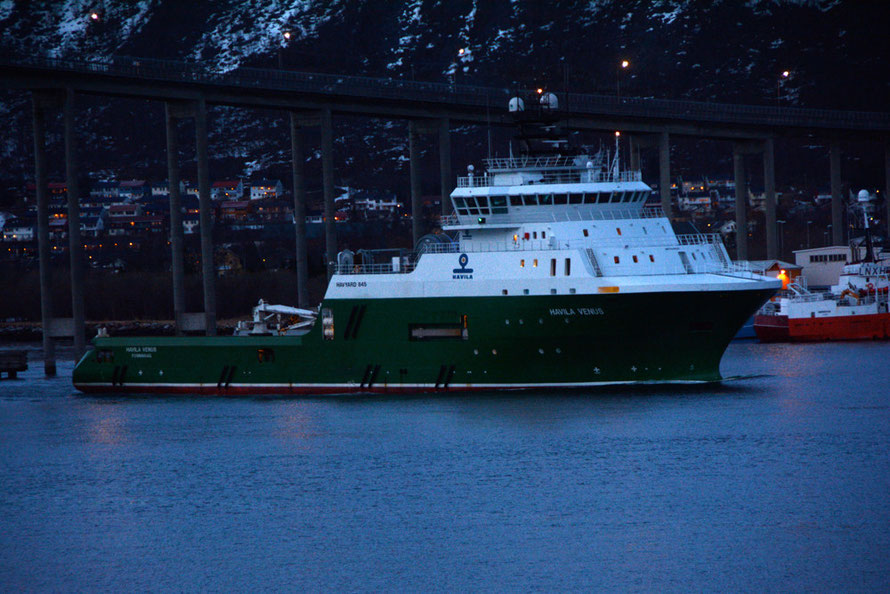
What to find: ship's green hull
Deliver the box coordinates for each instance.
[73,289,774,394]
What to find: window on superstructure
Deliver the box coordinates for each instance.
[616,227,622,236]
[542,231,546,239]
[583,229,589,237]
[632,255,638,263]
[466,197,479,215]
[520,259,525,268]
[614,256,620,264]
[533,259,538,267]
[523,195,537,206]
[649,255,655,262]
[257,348,275,363]
[569,193,583,204]
[565,258,571,276]
[491,195,507,214]
[510,196,523,206]
[476,196,491,215]
[554,193,568,205]
[539,193,553,205]
[550,259,556,276]
[533,231,537,239]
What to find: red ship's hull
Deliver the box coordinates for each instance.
[754,312,890,342]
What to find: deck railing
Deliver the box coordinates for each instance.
[456,170,642,187]
[441,205,665,227]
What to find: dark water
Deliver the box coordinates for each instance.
[1,341,889,592]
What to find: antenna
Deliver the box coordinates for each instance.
[611,131,621,179]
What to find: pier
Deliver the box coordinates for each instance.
[0,350,27,380]
[2,54,890,374]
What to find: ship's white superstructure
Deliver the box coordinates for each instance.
[326,150,775,300]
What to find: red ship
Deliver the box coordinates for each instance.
[755,190,889,342]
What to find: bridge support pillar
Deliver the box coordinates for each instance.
[321,108,336,279]
[733,145,748,261]
[628,136,641,172]
[439,118,452,216]
[830,142,843,246]
[165,103,186,334]
[63,89,86,360]
[194,97,216,336]
[409,121,423,246]
[31,93,56,376]
[289,114,310,308]
[763,138,778,260]
[658,131,671,218]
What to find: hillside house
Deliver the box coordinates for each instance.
[212,180,244,201]
[119,180,149,202]
[249,180,284,200]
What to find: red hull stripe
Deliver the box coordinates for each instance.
[73,379,713,396]
[754,313,890,342]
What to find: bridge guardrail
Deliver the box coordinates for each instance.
[2,53,889,131]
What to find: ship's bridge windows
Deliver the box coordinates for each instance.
[569,193,583,204]
[490,195,508,214]
[609,192,621,203]
[510,196,523,206]
[96,349,114,364]
[539,193,553,205]
[257,348,275,363]
[453,197,469,215]
[554,193,568,205]
[522,195,538,206]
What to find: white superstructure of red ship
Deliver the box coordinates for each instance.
[754,190,890,342]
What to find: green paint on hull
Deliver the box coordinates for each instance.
[73,289,774,394]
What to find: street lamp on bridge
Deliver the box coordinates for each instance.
[777,70,790,106]
[278,31,292,68]
[617,59,630,100]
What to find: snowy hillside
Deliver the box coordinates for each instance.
[0,0,887,195]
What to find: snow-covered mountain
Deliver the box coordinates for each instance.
[1,0,887,197]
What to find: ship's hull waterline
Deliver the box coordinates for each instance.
[73,288,774,395]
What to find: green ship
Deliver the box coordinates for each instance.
[73,114,779,395]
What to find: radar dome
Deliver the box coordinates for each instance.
[539,92,558,110]
[508,97,525,112]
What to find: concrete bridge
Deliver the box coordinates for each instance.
[2,55,889,374]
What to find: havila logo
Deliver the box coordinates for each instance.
[452,253,474,279]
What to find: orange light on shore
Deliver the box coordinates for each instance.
[778,268,790,290]
[536,88,543,94]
